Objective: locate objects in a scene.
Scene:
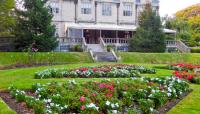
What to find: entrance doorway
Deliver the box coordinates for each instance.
[83,30,100,44]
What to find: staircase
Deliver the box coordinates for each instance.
[166,40,191,53]
[87,44,105,52]
[93,52,117,62]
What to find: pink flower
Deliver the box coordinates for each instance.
[92,93,97,97]
[80,105,85,110]
[80,96,85,102]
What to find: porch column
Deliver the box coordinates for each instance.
[116,31,119,44]
[100,30,102,38]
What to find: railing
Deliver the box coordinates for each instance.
[82,37,88,52]
[176,40,191,53]
[110,49,119,62]
[58,37,83,44]
[166,40,191,53]
[102,38,128,45]
[99,37,107,51]
[166,40,177,47]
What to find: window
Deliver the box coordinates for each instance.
[102,3,112,16]
[81,0,92,14]
[50,2,59,14]
[152,0,158,4]
[136,0,140,4]
[123,3,132,16]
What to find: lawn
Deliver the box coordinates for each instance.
[0,63,199,114]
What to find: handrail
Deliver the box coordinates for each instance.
[99,37,107,52]
[89,49,96,62]
[82,37,88,52]
[176,40,191,53]
[110,49,119,62]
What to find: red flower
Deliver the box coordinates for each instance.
[80,96,85,102]
[80,105,85,110]
[187,75,193,80]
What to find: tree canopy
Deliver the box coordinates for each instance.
[0,0,15,36]
[129,3,166,52]
[14,0,58,52]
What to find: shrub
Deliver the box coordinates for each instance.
[191,47,200,53]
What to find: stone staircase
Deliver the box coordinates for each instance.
[93,52,117,62]
[86,44,117,62]
[87,44,105,52]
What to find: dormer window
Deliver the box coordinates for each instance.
[81,0,92,14]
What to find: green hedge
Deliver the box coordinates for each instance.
[191,47,200,53]
[118,52,200,64]
[0,52,92,67]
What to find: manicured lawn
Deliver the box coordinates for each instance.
[0,98,16,114]
[118,52,200,64]
[0,52,93,67]
[0,63,199,113]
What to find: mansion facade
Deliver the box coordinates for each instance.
[48,0,176,52]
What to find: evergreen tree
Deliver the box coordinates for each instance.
[129,3,166,52]
[0,0,15,36]
[14,0,58,51]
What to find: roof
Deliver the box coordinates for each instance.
[65,23,137,31]
[163,29,176,33]
[65,23,176,33]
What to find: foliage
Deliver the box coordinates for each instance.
[129,3,166,52]
[191,47,200,53]
[165,4,200,47]
[8,77,190,113]
[34,64,156,79]
[70,45,83,52]
[0,0,16,36]
[14,0,58,51]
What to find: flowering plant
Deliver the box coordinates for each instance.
[9,77,189,114]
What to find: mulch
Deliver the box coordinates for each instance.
[0,90,192,114]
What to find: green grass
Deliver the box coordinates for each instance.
[0,98,16,114]
[118,52,200,64]
[0,52,93,67]
[0,63,199,113]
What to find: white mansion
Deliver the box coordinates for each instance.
[48,0,189,57]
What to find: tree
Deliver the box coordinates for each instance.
[129,3,166,52]
[0,0,15,36]
[14,0,58,52]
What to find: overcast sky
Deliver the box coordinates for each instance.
[159,0,200,17]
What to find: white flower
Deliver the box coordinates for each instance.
[115,103,119,107]
[111,104,115,108]
[167,93,171,97]
[112,110,118,114]
[150,108,154,112]
[106,101,110,106]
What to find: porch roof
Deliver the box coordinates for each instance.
[163,29,176,34]
[65,23,137,31]
[64,23,176,33]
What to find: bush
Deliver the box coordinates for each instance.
[194,77,200,84]
[70,45,83,52]
[191,47,200,53]
[107,45,114,52]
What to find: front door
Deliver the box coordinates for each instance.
[84,30,100,44]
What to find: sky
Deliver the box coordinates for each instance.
[159,0,200,17]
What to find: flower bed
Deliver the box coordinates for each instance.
[170,64,200,84]
[34,64,156,79]
[8,77,189,114]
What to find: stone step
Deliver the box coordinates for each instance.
[94,52,117,62]
[87,44,105,52]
